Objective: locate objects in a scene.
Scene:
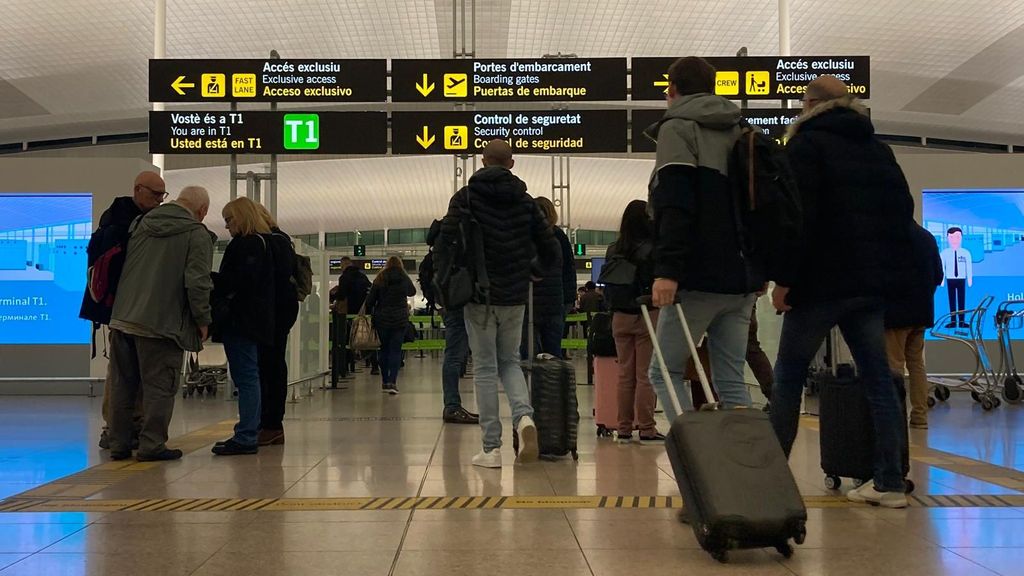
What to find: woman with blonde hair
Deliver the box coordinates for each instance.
[211,197,275,456]
[365,255,416,394]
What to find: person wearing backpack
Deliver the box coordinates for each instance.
[365,256,417,394]
[769,76,915,508]
[435,139,561,468]
[645,57,765,420]
[81,171,168,451]
[427,220,479,425]
[211,197,276,456]
[601,199,664,444]
[255,204,299,446]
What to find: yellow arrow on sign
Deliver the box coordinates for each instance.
[416,73,435,97]
[654,74,669,94]
[416,126,435,149]
[171,75,195,96]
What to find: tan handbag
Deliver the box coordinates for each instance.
[349,303,380,350]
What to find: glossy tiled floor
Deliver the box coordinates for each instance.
[1,351,1024,575]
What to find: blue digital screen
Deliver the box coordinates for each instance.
[0,194,93,344]
[922,189,1024,340]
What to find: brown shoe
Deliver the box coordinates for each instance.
[258,429,285,446]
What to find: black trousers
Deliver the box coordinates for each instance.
[260,311,297,431]
[947,279,967,325]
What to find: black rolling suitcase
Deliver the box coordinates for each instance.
[515,283,580,461]
[817,338,913,493]
[640,298,806,563]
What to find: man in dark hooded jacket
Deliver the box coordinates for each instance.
[81,171,167,450]
[437,139,561,468]
[769,75,915,508]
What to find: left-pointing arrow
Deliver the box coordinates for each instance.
[416,126,435,149]
[171,75,195,96]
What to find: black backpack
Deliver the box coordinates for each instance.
[587,311,617,357]
[432,187,489,311]
[728,121,802,280]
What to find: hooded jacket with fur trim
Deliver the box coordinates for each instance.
[780,95,915,305]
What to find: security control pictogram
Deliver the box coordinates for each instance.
[444,126,469,150]
[201,74,225,98]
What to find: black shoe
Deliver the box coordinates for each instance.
[137,449,183,462]
[110,450,132,461]
[959,322,970,328]
[371,368,380,375]
[387,384,399,396]
[443,407,479,424]
[945,321,957,329]
[638,432,667,444]
[212,440,258,456]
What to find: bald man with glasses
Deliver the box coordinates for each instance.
[81,171,167,450]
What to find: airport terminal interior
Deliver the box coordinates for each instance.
[2,1,1024,575]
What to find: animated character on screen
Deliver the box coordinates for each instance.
[940,227,972,328]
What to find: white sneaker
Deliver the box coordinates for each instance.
[516,415,539,463]
[846,481,907,509]
[472,449,502,469]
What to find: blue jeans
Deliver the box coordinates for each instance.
[464,303,534,452]
[648,291,755,423]
[442,308,469,410]
[771,297,905,493]
[376,325,405,385]
[223,334,261,448]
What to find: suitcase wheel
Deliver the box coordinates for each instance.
[852,478,867,488]
[775,543,794,559]
[927,396,937,408]
[935,385,951,402]
[824,475,841,491]
[905,479,916,494]
[794,523,807,545]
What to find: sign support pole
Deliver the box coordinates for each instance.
[452,0,476,194]
[229,51,280,211]
[152,0,166,172]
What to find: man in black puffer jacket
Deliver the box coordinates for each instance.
[438,139,561,469]
[769,75,915,509]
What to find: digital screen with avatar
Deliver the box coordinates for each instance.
[0,194,92,344]
[922,189,1024,340]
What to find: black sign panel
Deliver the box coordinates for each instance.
[391,110,627,155]
[631,56,870,101]
[391,58,626,102]
[149,111,387,155]
[149,59,387,102]
[631,108,804,152]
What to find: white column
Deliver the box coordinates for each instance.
[778,0,791,56]
[152,0,167,172]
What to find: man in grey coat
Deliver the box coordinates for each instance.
[108,186,214,461]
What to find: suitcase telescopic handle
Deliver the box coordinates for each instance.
[637,296,718,413]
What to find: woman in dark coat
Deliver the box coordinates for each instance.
[365,256,416,394]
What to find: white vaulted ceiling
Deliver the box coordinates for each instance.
[3,0,1024,235]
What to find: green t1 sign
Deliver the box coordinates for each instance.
[284,113,319,150]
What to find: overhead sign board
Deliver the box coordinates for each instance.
[391,110,628,155]
[149,111,388,154]
[391,58,627,102]
[149,59,387,102]
[631,108,803,152]
[631,56,870,101]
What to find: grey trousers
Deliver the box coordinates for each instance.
[109,330,184,456]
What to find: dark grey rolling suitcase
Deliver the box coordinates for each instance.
[640,299,807,563]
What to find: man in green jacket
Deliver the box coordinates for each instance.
[108,186,214,461]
